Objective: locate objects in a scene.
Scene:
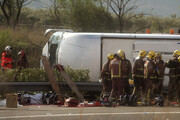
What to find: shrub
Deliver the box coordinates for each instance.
[0,67,90,82]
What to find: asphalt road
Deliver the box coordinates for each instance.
[0,106,180,120]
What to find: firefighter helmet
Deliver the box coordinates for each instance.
[107,53,114,60]
[138,50,147,58]
[118,50,125,59]
[147,51,156,60]
[173,50,180,57]
[156,52,162,58]
[5,46,12,52]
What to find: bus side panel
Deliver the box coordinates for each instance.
[58,35,101,82]
[102,38,134,66]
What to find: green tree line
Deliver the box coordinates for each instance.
[0,0,180,33]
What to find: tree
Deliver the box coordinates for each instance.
[47,0,115,32]
[0,0,32,28]
[104,0,138,32]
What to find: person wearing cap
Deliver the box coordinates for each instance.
[17,50,29,71]
[1,46,13,71]
[132,50,147,101]
[100,53,114,94]
[165,50,180,103]
[109,53,124,106]
[155,53,165,95]
[144,51,157,104]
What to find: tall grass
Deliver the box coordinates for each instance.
[0,26,48,68]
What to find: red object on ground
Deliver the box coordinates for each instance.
[64,98,79,107]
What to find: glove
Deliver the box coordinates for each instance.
[99,78,102,83]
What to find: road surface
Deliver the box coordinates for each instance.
[0,106,180,120]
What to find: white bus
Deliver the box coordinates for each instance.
[42,31,180,86]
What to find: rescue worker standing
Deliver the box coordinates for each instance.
[118,50,131,96]
[176,56,180,103]
[17,50,29,71]
[1,46,13,71]
[14,50,29,81]
[165,50,180,103]
[155,53,165,95]
[109,53,124,105]
[132,50,147,99]
[100,53,114,94]
[144,51,157,104]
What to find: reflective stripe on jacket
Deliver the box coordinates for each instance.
[109,59,121,79]
[132,57,144,78]
[1,52,12,69]
[144,60,157,81]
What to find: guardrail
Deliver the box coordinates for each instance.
[0,82,102,92]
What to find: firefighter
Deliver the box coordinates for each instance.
[155,52,165,95]
[132,50,147,101]
[118,50,131,96]
[109,53,124,106]
[144,51,157,104]
[100,53,114,94]
[176,56,180,103]
[17,50,29,71]
[1,46,14,71]
[165,50,180,103]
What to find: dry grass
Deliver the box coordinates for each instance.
[0,26,49,68]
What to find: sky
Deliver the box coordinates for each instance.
[28,0,180,17]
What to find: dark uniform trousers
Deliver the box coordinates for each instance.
[166,58,178,101]
[101,61,112,93]
[144,60,157,101]
[132,58,145,97]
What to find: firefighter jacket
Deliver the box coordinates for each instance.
[155,59,165,79]
[122,59,132,80]
[144,59,157,81]
[101,60,111,80]
[1,52,13,69]
[132,57,144,79]
[176,62,180,80]
[165,57,178,78]
[109,58,126,79]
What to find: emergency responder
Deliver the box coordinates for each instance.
[132,50,147,100]
[14,50,29,81]
[109,53,124,106]
[144,51,157,104]
[17,50,29,71]
[1,46,14,71]
[155,52,165,95]
[176,56,180,103]
[165,50,180,103]
[118,50,131,96]
[100,53,114,94]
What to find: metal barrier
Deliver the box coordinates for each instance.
[0,82,102,92]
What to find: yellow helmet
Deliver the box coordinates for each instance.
[147,51,156,60]
[156,52,162,58]
[118,50,125,59]
[178,56,180,63]
[107,53,114,60]
[173,50,180,57]
[138,50,147,58]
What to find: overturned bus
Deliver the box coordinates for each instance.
[42,30,180,86]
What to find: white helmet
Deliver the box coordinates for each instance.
[5,46,12,51]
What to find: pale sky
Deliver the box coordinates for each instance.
[28,0,180,17]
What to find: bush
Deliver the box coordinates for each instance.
[0,67,90,82]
